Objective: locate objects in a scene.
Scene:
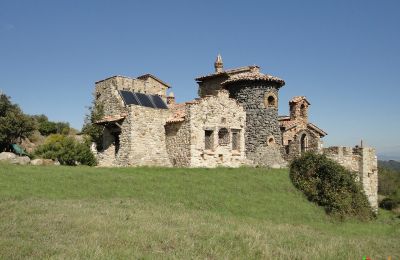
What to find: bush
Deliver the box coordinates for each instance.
[35,134,96,166]
[290,152,374,220]
[379,197,399,210]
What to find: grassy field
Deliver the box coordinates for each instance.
[0,164,399,259]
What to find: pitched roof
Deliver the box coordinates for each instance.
[279,119,297,131]
[221,72,285,87]
[137,74,171,88]
[166,103,186,123]
[195,66,259,81]
[307,123,327,137]
[289,96,310,105]
[279,117,327,137]
[95,113,127,124]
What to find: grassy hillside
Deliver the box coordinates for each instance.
[0,164,399,259]
[379,160,400,172]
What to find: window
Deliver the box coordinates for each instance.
[218,128,229,146]
[268,136,275,146]
[232,130,240,151]
[205,130,214,150]
[268,96,276,106]
[300,104,306,117]
[264,92,278,108]
[300,133,308,154]
[112,132,121,155]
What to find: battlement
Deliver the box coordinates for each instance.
[323,146,378,211]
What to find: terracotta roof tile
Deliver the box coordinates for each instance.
[221,72,285,86]
[195,66,259,81]
[307,123,327,136]
[167,103,186,123]
[137,73,171,88]
[289,96,310,105]
[95,113,127,124]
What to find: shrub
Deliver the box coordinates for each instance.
[35,134,96,166]
[290,152,374,220]
[379,197,399,210]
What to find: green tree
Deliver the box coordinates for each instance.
[0,94,36,151]
[31,114,70,136]
[81,101,104,150]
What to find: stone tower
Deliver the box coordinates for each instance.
[221,71,286,164]
[289,96,310,123]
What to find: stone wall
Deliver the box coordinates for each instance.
[165,119,191,167]
[95,78,126,116]
[226,82,285,167]
[283,128,321,161]
[323,146,378,211]
[188,91,247,167]
[95,75,168,102]
[197,76,229,98]
[124,106,172,167]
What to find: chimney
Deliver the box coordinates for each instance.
[167,92,175,105]
[214,54,223,73]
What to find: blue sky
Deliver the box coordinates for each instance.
[0,0,399,158]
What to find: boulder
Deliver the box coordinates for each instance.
[30,159,44,166]
[30,159,55,166]
[10,156,31,165]
[0,152,17,161]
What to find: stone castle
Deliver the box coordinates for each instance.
[91,55,378,210]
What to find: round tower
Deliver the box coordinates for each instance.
[221,73,285,161]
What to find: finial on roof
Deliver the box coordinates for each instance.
[214,54,223,73]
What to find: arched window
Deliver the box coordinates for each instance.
[267,136,275,146]
[300,104,306,117]
[264,92,278,108]
[268,96,276,106]
[300,133,308,154]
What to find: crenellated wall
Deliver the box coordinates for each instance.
[323,146,378,211]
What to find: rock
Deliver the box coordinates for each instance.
[0,152,17,161]
[11,156,31,165]
[31,158,56,166]
[43,159,55,165]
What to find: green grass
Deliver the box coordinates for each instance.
[0,164,399,259]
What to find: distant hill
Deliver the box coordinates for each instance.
[378,160,400,172]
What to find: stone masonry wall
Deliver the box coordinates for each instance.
[165,119,191,167]
[125,106,172,167]
[188,90,247,167]
[323,146,378,211]
[95,78,126,116]
[95,76,168,102]
[197,76,229,98]
[283,128,321,161]
[226,82,285,167]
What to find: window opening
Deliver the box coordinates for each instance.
[218,128,229,146]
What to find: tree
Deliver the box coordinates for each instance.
[31,114,70,136]
[81,101,104,150]
[0,94,36,151]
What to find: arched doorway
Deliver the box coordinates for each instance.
[300,133,308,154]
